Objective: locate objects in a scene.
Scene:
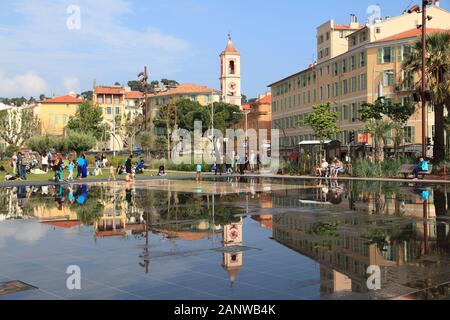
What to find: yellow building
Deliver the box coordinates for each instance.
[93,85,144,151]
[148,83,221,112]
[35,94,84,136]
[269,5,450,157]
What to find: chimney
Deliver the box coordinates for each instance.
[350,14,359,28]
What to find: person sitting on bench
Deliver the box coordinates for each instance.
[412,158,429,179]
[158,165,166,176]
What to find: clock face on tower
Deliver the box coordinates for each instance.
[228,82,237,93]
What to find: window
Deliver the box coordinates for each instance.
[229,61,235,74]
[106,107,112,114]
[97,95,104,104]
[350,77,357,93]
[333,63,338,76]
[351,36,357,46]
[382,70,395,86]
[375,27,381,34]
[325,47,329,56]
[342,59,347,73]
[113,95,120,105]
[359,51,366,67]
[326,32,330,40]
[343,105,349,120]
[115,107,121,114]
[339,31,344,38]
[351,56,356,70]
[351,103,357,122]
[333,82,339,97]
[360,31,367,42]
[378,47,393,64]
[359,74,367,90]
[404,126,416,143]
[327,84,331,99]
[318,35,324,44]
[54,115,58,125]
[106,95,112,104]
[398,45,412,61]
[319,86,323,100]
[327,65,330,75]
[341,79,348,95]
[402,70,414,90]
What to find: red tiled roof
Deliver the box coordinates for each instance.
[125,91,144,99]
[242,103,251,110]
[41,220,81,229]
[154,84,219,97]
[40,95,83,104]
[222,39,240,54]
[257,94,272,104]
[378,28,448,42]
[94,86,124,95]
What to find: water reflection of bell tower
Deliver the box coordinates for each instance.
[222,219,243,286]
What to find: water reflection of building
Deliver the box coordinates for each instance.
[222,218,244,286]
[272,212,404,295]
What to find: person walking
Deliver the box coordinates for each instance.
[11,152,18,176]
[17,152,26,180]
[53,155,63,182]
[81,154,88,179]
[41,154,49,172]
[196,163,202,182]
[108,164,116,181]
[125,155,133,182]
[67,160,75,182]
[249,150,256,172]
[76,154,84,179]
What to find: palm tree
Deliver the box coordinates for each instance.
[364,119,394,163]
[403,31,450,162]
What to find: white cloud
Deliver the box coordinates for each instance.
[63,76,80,93]
[0,221,49,248]
[0,0,191,97]
[0,69,48,98]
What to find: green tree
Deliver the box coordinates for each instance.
[139,130,156,159]
[299,102,340,160]
[65,131,96,155]
[81,91,93,101]
[0,108,40,147]
[27,135,56,156]
[128,80,143,92]
[67,101,105,140]
[361,98,415,161]
[403,31,450,161]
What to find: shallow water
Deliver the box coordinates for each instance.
[0,177,449,300]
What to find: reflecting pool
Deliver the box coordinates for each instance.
[0,178,449,300]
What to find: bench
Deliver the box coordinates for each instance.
[400,164,433,179]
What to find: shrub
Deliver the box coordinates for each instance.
[353,157,414,178]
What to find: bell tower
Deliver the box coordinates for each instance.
[220,34,241,107]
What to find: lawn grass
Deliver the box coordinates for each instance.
[0,167,193,184]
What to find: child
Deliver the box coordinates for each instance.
[109,164,116,181]
[196,163,202,182]
[67,160,75,182]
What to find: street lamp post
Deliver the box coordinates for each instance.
[234,109,251,158]
[408,1,432,158]
[138,67,149,130]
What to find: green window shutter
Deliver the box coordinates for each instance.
[389,47,394,63]
[412,126,416,143]
[378,48,383,64]
[397,46,403,62]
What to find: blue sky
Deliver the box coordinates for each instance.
[0,0,448,98]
